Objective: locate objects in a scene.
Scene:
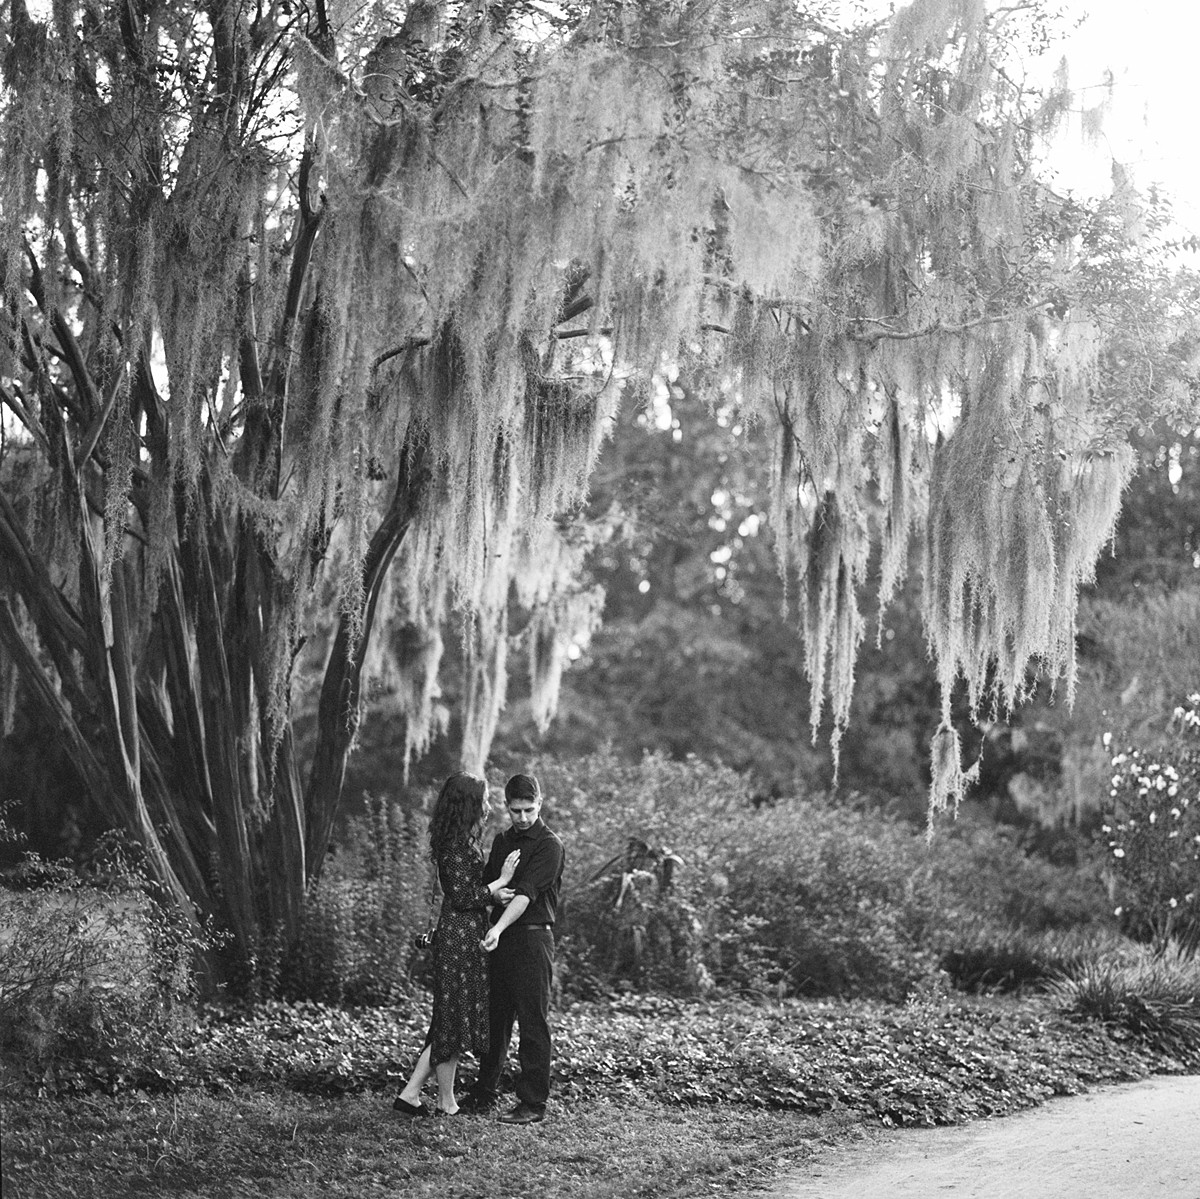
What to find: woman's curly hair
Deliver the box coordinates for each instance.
[428,771,489,860]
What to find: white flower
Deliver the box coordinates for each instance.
[1113,847,1126,858]
[1171,808,1181,819]
[1101,825,1112,834]
[1168,785,1179,798]
[1113,906,1123,917]
[1169,898,1179,909]
[1149,811,1157,824]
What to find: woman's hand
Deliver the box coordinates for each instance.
[498,849,521,886]
[487,849,521,901]
[480,926,501,953]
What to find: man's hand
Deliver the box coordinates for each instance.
[481,893,530,952]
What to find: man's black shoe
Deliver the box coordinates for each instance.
[498,1102,545,1125]
[458,1091,500,1114]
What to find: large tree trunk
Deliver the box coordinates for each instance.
[0,441,428,984]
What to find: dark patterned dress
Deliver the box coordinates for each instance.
[426,839,493,1066]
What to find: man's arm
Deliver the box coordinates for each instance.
[511,835,564,903]
[481,894,530,952]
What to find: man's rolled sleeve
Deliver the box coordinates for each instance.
[514,836,564,903]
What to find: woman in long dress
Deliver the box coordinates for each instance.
[393,771,519,1116]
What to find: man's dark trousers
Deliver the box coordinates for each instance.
[475,926,554,1109]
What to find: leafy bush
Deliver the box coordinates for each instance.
[928,814,1111,934]
[521,751,945,1000]
[536,753,760,996]
[719,797,945,1000]
[531,750,1118,1002]
[0,847,201,1090]
[1100,694,1200,956]
[282,795,429,1006]
[1049,943,1200,1058]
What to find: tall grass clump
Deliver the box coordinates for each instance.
[1050,943,1200,1058]
[0,842,202,1091]
[940,923,1132,993]
[283,795,429,1006]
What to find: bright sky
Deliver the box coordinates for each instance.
[1031,0,1200,233]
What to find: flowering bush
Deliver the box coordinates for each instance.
[1101,694,1200,957]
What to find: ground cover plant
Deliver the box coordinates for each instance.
[4,990,1199,1199]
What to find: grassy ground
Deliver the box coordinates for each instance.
[1,1089,864,1199]
[4,991,1198,1199]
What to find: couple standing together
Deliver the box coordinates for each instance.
[393,771,565,1125]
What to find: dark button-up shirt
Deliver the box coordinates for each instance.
[482,817,565,926]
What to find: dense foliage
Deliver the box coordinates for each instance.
[504,750,1108,1000]
[0,845,204,1083]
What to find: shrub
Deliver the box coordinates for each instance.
[538,753,759,996]
[928,814,1111,934]
[0,846,201,1090]
[1100,694,1200,956]
[525,750,943,1000]
[1049,942,1200,1058]
[282,794,429,1006]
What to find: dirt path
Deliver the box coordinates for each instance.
[771,1074,1200,1199]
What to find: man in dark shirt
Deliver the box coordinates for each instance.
[464,772,565,1124]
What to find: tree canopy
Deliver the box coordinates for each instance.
[2,0,1194,976]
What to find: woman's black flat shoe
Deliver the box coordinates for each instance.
[392,1096,430,1117]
